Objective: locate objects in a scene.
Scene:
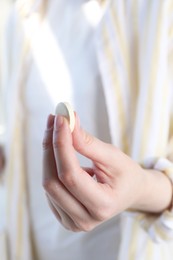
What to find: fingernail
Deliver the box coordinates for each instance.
[54,115,64,130]
[46,114,55,129]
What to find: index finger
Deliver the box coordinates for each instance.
[53,115,105,213]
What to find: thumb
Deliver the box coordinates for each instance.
[72,114,115,163]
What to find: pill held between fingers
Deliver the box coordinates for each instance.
[55,102,75,132]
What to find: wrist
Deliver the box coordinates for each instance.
[133,168,172,213]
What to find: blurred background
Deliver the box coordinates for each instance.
[0,0,13,44]
[0,1,14,259]
[0,0,14,138]
[0,0,13,50]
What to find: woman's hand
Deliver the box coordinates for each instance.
[42,114,172,232]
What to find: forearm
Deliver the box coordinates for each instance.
[133,169,172,214]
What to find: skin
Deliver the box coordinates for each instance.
[42,114,172,232]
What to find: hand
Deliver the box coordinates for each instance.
[42,114,148,232]
[0,145,5,174]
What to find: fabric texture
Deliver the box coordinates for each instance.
[96,1,173,258]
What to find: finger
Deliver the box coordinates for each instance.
[44,166,99,231]
[53,115,81,175]
[47,193,98,232]
[42,114,58,183]
[45,177,95,230]
[73,114,124,184]
[47,195,80,232]
[72,113,117,163]
[46,195,61,221]
[43,117,97,226]
[52,115,111,218]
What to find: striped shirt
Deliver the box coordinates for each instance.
[97,0,173,258]
[1,0,173,259]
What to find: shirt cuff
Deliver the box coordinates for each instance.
[127,157,173,243]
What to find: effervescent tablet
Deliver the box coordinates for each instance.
[55,102,75,132]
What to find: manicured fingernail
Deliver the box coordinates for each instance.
[54,115,64,130]
[46,114,55,129]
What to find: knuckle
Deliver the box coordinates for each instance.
[92,205,111,222]
[93,211,105,222]
[42,130,53,150]
[75,129,94,153]
[42,138,51,151]
[59,172,76,188]
[83,130,94,146]
[77,221,94,232]
[64,225,81,233]
[53,133,66,149]
[42,179,57,196]
[63,222,81,232]
[42,179,52,191]
[70,226,81,232]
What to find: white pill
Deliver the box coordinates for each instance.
[55,102,75,132]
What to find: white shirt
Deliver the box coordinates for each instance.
[24,1,120,259]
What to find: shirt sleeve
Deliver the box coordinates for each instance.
[126,64,173,243]
[125,4,173,242]
[139,157,173,243]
